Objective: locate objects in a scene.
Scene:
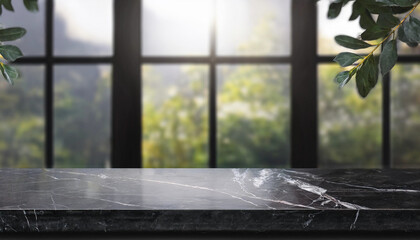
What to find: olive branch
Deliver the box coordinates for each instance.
[0,0,38,85]
[329,0,420,97]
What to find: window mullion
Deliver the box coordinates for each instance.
[383,71,391,168]
[112,0,141,168]
[45,0,54,168]
[209,0,217,168]
[291,0,318,168]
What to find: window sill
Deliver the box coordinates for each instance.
[0,168,419,233]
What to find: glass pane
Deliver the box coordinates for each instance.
[217,0,291,56]
[391,64,420,168]
[54,0,113,56]
[1,0,45,56]
[217,65,290,168]
[0,66,45,168]
[318,64,382,168]
[54,65,111,167]
[143,0,211,56]
[142,65,208,167]
[317,1,370,56]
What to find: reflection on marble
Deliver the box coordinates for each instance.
[0,168,420,232]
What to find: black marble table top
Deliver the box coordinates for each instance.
[0,168,420,232]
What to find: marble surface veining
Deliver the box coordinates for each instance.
[0,168,420,232]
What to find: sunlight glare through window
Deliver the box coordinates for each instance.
[143,0,212,56]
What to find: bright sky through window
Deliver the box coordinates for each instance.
[145,0,212,22]
[143,0,212,55]
[55,0,112,47]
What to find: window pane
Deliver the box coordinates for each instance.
[0,66,45,168]
[217,0,291,56]
[142,65,208,167]
[217,65,290,168]
[54,0,113,56]
[391,64,420,168]
[318,64,382,168]
[143,0,211,56]
[317,1,370,56]
[54,65,111,167]
[1,0,45,56]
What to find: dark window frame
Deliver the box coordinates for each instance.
[22,0,416,169]
[15,0,318,168]
[116,0,315,168]
[16,0,114,168]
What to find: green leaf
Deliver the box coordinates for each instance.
[23,0,38,12]
[391,6,413,14]
[379,40,398,75]
[349,1,362,20]
[398,24,418,47]
[1,0,14,11]
[335,35,373,49]
[364,3,392,15]
[0,45,23,62]
[359,9,376,29]
[356,56,379,98]
[361,25,390,40]
[403,17,420,43]
[328,2,343,19]
[335,69,356,88]
[334,71,350,85]
[0,27,26,41]
[377,13,400,28]
[376,0,417,7]
[0,63,18,85]
[334,52,363,67]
